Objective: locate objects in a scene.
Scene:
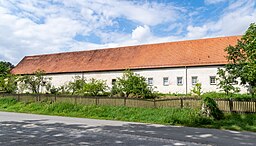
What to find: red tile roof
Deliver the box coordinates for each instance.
[11,36,241,75]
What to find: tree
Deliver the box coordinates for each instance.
[0,61,16,93]
[112,70,156,98]
[217,68,240,95]
[80,78,108,96]
[0,74,17,93]
[224,23,256,97]
[67,76,86,95]
[0,61,14,77]
[18,70,52,94]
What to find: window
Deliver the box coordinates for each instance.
[177,77,183,85]
[148,78,153,86]
[192,76,198,85]
[112,79,116,85]
[163,77,169,86]
[210,76,216,85]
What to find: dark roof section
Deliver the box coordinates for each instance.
[11,35,241,75]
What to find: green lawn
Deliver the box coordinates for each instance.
[0,97,255,132]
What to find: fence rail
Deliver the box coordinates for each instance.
[1,93,256,113]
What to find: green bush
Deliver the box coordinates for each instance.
[18,70,52,94]
[201,97,224,120]
[80,78,108,96]
[111,70,157,99]
[67,76,86,95]
[66,77,108,96]
[0,74,17,93]
[50,87,59,94]
[191,83,202,97]
[201,92,253,100]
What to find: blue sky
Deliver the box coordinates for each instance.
[0,0,255,64]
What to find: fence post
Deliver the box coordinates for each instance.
[229,98,233,113]
[54,94,57,102]
[180,98,183,108]
[38,94,41,102]
[124,97,127,106]
[17,94,20,101]
[74,96,77,104]
[95,97,98,105]
[254,100,256,113]
[153,99,156,108]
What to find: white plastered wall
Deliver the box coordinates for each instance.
[45,65,248,94]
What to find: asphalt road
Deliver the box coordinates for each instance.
[0,112,255,146]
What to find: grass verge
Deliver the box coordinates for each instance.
[0,97,255,132]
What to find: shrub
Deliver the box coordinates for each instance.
[80,78,108,96]
[57,85,70,95]
[111,70,157,98]
[201,92,253,100]
[0,74,17,93]
[18,70,52,94]
[67,76,86,95]
[50,86,59,94]
[191,83,202,97]
[201,97,224,120]
[66,77,109,96]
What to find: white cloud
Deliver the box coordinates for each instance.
[186,25,208,39]
[0,0,255,65]
[205,0,227,5]
[0,0,182,64]
[0,7,84,59]
[186,0,256,39]
[132,25,152,42]
[63,0,181,26]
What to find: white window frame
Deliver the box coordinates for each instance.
[148,77,153,86]
[163,77,169,86]
[192,76,198,85]
[210,76,216,85]
[177,77,183,86]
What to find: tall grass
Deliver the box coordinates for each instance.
[0,97,255,132]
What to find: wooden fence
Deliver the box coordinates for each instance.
[1,93,256,113]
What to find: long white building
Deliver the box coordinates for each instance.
[11,35,248,94]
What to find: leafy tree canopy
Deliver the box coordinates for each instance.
[217,68,240,95]
[0,74,17,93]
[112,70,156,98]
[67,76,86,95]
[18,70,52,94]
[0,61,14,77]
[224,23,256,96]
[80,78,108,96]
